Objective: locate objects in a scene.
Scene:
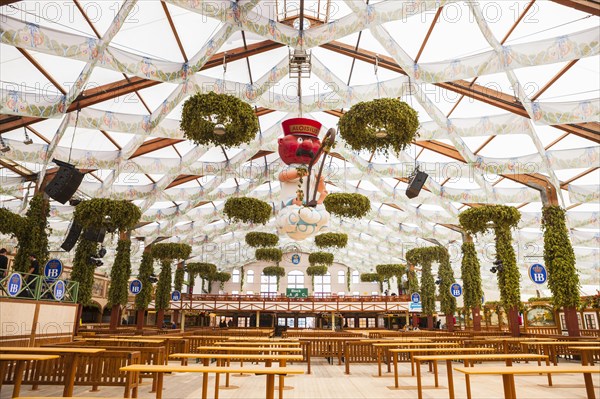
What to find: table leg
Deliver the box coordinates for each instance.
[278,359,286,399]
[0,361,6,392]
[582,351,589,366]
[387,348,391,373]
[12,360,25,398]
[266,374,275,399]
[544,356,553,386]
[226,358,230,387]
[465,360,472,399]
[214,371,220,399]
[411,353,415,376]
[377,349,382,377]
[583,372,596,399]
[446,360,455,399]
[63,353,78,397]
[201,364,208,399]
[132,370,138,398]
[501,375,512,399]
[433,360,439,388]
[394,352,399,388]
[416,360,423,399]
[156,372,164,399]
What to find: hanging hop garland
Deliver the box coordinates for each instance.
[224,197,272,225]
[360,272,382,283]
[338,98,419,156]
[187,262,217,293]
[461,241,483,311]
[323,193,370,219]
[135,251,155,311]
[255,247,283,263]
[179,92,259,149]
[245,232,279,248]
[262,266,285,277]
[309,251,334,266]
[74,198,141,232]
[306,265,328,276]
[107,238,132,307]
[174,267,185,292]
[151,243,192,261]
[314,233,348,249]
[70,238,99,305]
[213,271,231,291]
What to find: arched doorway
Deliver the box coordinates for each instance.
[81,302,102,323]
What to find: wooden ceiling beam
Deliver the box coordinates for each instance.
[165,174,204,189]
[550,0,600,15]
[129,138,183,159]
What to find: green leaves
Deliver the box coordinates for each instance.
[174,267,185,292]
[255,248,283,263]
[135,251,155,311]
[151,243,192,261]
[314,233,348,249]
[308,252,334,266]
[74,198,141,232]
[155,260,173,310]
[306,265,328,277]
[338,98,419,156]
[459,205,520,235]
[107,239,132,307]
[437,249,457,315]
[542,205,580,309]
[461,242,483,311]
[375,264,405,280]
[406,246,453,316]
[70,238,99,305]
[263,266,285,277]
[224,197,272,225]
[180,92,259,149]
[323,193,371,219]
[245,232,279,248]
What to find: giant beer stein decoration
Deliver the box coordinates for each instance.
[276,118,334,241]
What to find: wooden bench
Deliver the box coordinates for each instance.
[569,346,600,366]
[454,365,600,399]
[120,364,304,399]
[373,342,460,376]
[413,353,550,399]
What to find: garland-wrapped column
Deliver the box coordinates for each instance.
[108,233,131,331]
[407,268,420,327]
[461,238,483,332]
[134,249,154,332]
[542,206,581,336]
[438,250,457,332]
[172,263,185,325]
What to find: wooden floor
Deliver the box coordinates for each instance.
[3,359,599,399]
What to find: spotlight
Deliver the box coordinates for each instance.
[0,135,9,153]
[23,128,33,145]
[435,279,441,285]
[213,123,226,135]
[493,259,504,272]
[490,266,497,274]
[374,128,387,138]
[88,256,103,267]
[98,246,107,258]
[148,274,159,284]
[69,198,82,206]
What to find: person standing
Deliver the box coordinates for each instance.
[0,248,8,279]
[27,254,40,283]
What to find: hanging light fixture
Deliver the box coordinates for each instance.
[375,128,387,138]
[0,135,10,153]
[213,123,226,135]
[23,127,33,145]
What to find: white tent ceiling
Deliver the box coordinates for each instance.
[0,0,598,301]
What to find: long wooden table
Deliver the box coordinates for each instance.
[170,353,304,399]
[193,346,302,354]
[413,353,551,399]
[0,353,59,397]
[454,365,600,399]
[372,342,459,376]
[570,346,600,366]
[522,341,600,365]
[120,364,304,399]
[0,347,105,396]
[388,347,496,388]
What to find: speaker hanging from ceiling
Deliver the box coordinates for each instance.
[405,168,429,199]
[60,220,83,252]
[83,226,106,243]
[44,159,84,204]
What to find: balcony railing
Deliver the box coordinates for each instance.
[0,272,79,303]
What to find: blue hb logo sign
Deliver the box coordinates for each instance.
[529,264,547,284]
[44,259,63,280]
[171,290,181,301]
[411,293,420,303]
[7,273,22,297]
[291,254,300,264]
[53,280,65,300]
[450,283,462,298]
[129,280,142,295]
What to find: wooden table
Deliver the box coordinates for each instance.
[570,346,600,366]
[0,353,59,397]
[0,347,105,396]
[523,341,600,365]
[454,365,600,399]
[83,338,165,344]
[214,341,300,346]
[194,346,302,354]
[413,353,550,399]
[388,347,496,388]
[120,364,304,399]
[170,353,304,399]
[372,342,459,376]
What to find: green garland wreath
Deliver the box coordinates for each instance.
[224,197,272,225]
[135,251,155,310]
[73,198,141,232]
[263,266,285,277]
[308,252,334,266]
[338,98,419,156]
[180,92,259,149]
[213,271,231,291]
[306,265,328,276]
[186,262,217,293]
[245,232,279,248]
[459,205,521,310]
[151,243,192,261]
[255,248,283,263]
[323,193,370,219]
[314,233,348,248]
[541,205,580,309]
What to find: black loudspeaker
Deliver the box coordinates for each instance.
[83,227,106,243]
[61,221,83,251]
[405,170,428,199]
[44,160,84,204]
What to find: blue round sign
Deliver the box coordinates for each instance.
[129,279,142,295]
[53,280,66,300]
[171,290,181,301]
[291,254,300,265]
[7,273,22,297]
[44,259,63,280]
[529,264,547,284]
[411,292,421,303]
[450,283,463,297]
